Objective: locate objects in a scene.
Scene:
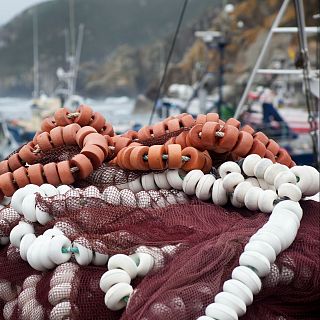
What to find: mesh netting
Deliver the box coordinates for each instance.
[83,165,141,190]
[34,187,191,255]
[122,200,320,320]
[1,197,319,320]
[1,139,320,319]
[35,146,82,166]
[140,128,187,146]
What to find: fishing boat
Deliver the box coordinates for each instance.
[7,2,84,145]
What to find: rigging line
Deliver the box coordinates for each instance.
[148,0,189,125]
[315,12,320,168]
[293,0,319,168]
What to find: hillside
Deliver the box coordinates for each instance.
[0,0,217,96]
[0,0,318,98]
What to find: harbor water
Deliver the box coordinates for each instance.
[0,96,149,132]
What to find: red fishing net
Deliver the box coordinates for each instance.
[1,190,319,319]
[0,133,319,320]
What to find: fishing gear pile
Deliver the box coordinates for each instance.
[0,105,319,320]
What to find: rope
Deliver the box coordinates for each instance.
[293,0,319,169]
[148,0,189,125]
[316,11,320,168]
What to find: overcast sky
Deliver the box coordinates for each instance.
[0,0,52,26]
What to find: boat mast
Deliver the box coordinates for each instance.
[55,0,84,104]
[64,28,70,63]
[72,24,84,95]
[66,0,75,99]
[67,0,84,99]
[69,0,76,57]
[33,7,40,98]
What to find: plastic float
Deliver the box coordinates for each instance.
[0,105,319,320]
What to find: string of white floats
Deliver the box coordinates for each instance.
[197,199,304,320]
[100,251,154,311]
[8,221,155,312]
[9,224,106,270]
[105,154,319,213]
[182,155,319,211]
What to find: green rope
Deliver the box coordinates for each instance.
[61,247,79,254]
[247,266,258,273]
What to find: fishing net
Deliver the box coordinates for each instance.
[0,133,319,320]
[1,183,319,319]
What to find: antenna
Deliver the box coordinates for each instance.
[69,0,76,57]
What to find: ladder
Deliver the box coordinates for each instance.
[234,0,319,118]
